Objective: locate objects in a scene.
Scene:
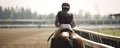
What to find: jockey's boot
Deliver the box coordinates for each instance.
[50,38,55,48]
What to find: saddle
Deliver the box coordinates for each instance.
[60,28,73,32]
[47,28,73,42]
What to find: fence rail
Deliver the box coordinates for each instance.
[78,35,114,48]
[74,28,120,48]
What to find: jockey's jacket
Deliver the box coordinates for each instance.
[57,11,73,26]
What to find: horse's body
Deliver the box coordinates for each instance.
[51,29,83,48]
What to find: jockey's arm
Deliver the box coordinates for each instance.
[71,18,76,28]
[55,15,60,27]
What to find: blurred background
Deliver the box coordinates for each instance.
[0,0,120,35]
[0,0,120,34]
[0,0,120,48]
[0,0,120,27]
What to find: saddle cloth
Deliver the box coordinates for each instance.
[59,24,74,32]
[53,24,74,38]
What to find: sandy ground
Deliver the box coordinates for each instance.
[0,28,57,48]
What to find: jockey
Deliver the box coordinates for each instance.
[53,2,76,39]
[50,2,76,48]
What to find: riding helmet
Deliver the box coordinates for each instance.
[62,2,70,8]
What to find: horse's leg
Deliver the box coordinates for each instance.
[50,30,61,48]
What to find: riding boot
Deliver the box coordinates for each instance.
[50,38,55,48]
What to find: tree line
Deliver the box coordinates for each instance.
[0,6,119,20]
[0,6,55,20]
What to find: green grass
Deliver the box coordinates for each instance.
[91,29,120,36]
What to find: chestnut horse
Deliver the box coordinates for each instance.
[50,29,83,48]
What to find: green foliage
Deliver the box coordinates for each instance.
[92,29,120,36]
[0,6,39,19]
[0,6,56,20]
[0,6,119,25]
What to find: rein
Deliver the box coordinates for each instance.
[47,31,56,42]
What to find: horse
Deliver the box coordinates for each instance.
[50,29,83,48]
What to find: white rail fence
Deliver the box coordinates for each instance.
[74,28,120,48]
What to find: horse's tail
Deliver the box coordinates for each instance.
[66,38,73,48]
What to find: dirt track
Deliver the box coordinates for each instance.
[0,28,56,48]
